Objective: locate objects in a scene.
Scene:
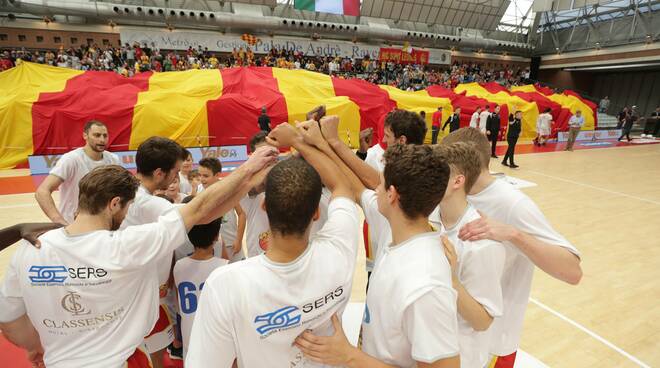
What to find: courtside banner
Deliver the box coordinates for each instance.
[556,129,622,142]
[28,145,248,175]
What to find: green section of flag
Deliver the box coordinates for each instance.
[294,0,316,12]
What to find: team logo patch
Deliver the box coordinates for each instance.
[254,306,301,335]
[29,265,68,283]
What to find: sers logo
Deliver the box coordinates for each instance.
[254,286,344,338]
[28,265,108,285]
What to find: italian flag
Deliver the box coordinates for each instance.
[294,0,360,16]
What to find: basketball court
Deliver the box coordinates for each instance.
[1,139,659,367]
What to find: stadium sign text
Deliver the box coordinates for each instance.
[119,27,451,65]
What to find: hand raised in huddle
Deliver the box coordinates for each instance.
[319,115,341,143]
[359,127,373,151]
[244,145,279,174]
[296,120,328,149]
[266,122,302,148]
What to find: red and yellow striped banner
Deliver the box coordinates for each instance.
[0,62,598,169]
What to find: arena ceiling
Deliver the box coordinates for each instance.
[359,0,510,30]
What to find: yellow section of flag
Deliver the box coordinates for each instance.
[130,69,223,149]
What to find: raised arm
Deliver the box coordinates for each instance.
[321,122,381,190]
[35,175,67,225]
[232,205,246,257]
[178,146,278,231]
[267,122,352,201]
[297,118,365,203]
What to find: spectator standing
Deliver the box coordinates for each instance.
[486,105,501,158]
[617,107,629,129]
[599,96,610,113]
[432,106,443,144]
[257,106,271,133]
[618,108,637,142]
[443,107,461,133]
[502,111,522,168]
[479,105,491,134]
[566,110,585,151]
[470,106,482,129]
[535,108,553,146]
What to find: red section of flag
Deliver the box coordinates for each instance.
[207,67,288,148]
[343,0,360,16]
[31,71,151,155]
[480,81,509,94]
[332,77,396,146]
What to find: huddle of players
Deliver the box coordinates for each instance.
[0,111,581,368]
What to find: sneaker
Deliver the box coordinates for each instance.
[501,161,509,167]
[491,155,498,158]
[167,343,183,361]
[510,164,519,169]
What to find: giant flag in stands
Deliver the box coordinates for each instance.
[0,62,597,169]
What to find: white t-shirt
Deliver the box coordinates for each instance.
[239,193,270,257]
[173,257,228,360]
[363,147,385,272]
[0,210,187,368]
[179,172,192,195]
[360,190,392,266]
[431,204,505,368]
[469,111,480,129]
[467,178,579,356]
[361,190,440,273]
[479,110,490,132]
[185,197,360,368]
[364,144,385,173]
[362,231,459,367]
[49,148,120,223]
[120,186,182,290]
[536,113,552,135]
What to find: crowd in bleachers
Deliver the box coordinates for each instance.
[1,42,530,90]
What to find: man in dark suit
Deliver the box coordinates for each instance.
[486,105,501,158]
[258,106,271,133]
[442,107,461,134]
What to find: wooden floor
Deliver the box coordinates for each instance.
[1,144,659,367]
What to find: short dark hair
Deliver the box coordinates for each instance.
[384,110,427,145]
[78,165,139,215]
[182,148,192,161]
[249,131,268,152]
[136,137,184,177]
[265,157,322,236]
[83,120,106,133]
[383,144,449,219]
[198,157,222,175]
[181,195,221,248]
